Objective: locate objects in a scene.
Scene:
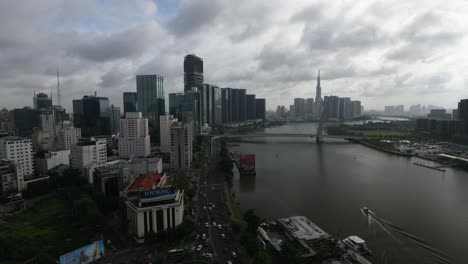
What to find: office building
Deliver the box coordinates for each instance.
[32,128,54,151]
[351,101,362,117]
[457,99,468,133]
[33,92,52,110]
[202,84,222,126]
[453,109,459,120]
[110,105,121,135]
[123,92,137,114]
[93,167,122,197]
[231,89,240,122]
[39,109,56,138]
[160,115,177,154]
[221,88,232,123]
[338,97,352,120]
[246,94,256,120]
[118,112,150,159]
[211,86,222,125]
[35,149,70,176]
[427,109,451,120]
[294,98,306,116]
[238,89,247,122]
[0,160,17,195]
[170,122,193,170]
[169,91,200,138]
[12,107,40,138]
[126,172,184,243]
[73,95,111,137]
[0,137,33,190]
[136,75,165,144]
[255,99,266,120]
[184,54,204,93]
[326,96,340,120]
[57,121,81,150]
[71,138,107,181]
[306,98,314,114]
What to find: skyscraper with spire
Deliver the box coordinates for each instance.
[315,70,321,103]
[313,70,322,118]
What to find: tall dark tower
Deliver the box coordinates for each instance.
[184,54,204,93]
[315,70,321,102]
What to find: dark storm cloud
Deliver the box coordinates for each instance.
[67,22,162,62]
[167,0,222,37]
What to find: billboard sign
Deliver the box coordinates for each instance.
[140,187,176,202]
[59,240,105,264]
[239,154,255,172]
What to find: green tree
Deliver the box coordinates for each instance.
[244,209,261,234]
[253,251,272,264]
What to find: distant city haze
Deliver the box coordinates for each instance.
[0,1,466,112]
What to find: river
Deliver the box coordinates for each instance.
[229,123,468,264]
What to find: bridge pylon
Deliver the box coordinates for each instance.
[316,99,328,144]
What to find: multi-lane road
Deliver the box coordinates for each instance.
[193,160,243,264]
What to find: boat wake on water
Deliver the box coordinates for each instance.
[361,207,451,264]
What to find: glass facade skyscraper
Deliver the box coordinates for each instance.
[72,95,111,137]
[123,92,137,114]
[184,55,204,93]
[246,94,256,120]
[136,75,165,144]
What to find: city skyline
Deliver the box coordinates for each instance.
[0,0,467,112]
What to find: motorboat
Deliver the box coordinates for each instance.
[342,236,372,256]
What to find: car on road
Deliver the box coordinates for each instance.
[231,251,238,258]
[205,222,209,227]
[197,245,203,251]
[202,233,206,239]
[202,253,213,259]
[227,261,233,264]
[213,221,217,226]
[220,233,226,239]
[218,224,222,229]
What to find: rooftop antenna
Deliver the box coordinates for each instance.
[57,69,61,106]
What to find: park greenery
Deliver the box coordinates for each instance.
[0,167,117,264]
[327,121,416,138]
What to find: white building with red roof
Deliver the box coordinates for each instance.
[125,171,184,242]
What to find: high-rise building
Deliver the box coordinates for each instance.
[306,98,314,114]
[0,137,33,190]
[35,149,70,176]
[12,107,40,138]
[221,88,232,123]
[238,89,247,122]
[169,93,184,120]
[160,115,177,154]
[453,109,459,120]
[459,99,468,133]
[57,121,81,150]
[211,86,222,125]
[294,98,306,116]
[170,122,193,169]
[71,138,107,170]
[73,95,111,137]
[33,92,52,110]
[255,99,266,120]
[184,54,204,93]
[326,96,340,120]
[427,109,451,120]
[110,105,121,135]
[123,92,137,114]
[314,70,322,116]
[338,97,352,120]
[169,91,201,138]
[39,109,56,138]
[351,101,362,117]
[32,128,54,151]
[136,75,165,144]
[0,160,17,195]
[118,112,150,159]
[231,89,240,122]
[202,84,222,126]
[246,94,256,120]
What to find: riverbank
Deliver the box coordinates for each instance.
[350,139,414,157]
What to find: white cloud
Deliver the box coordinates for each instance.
[0,0,466,112]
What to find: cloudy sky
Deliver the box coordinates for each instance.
[1,0,467,112]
